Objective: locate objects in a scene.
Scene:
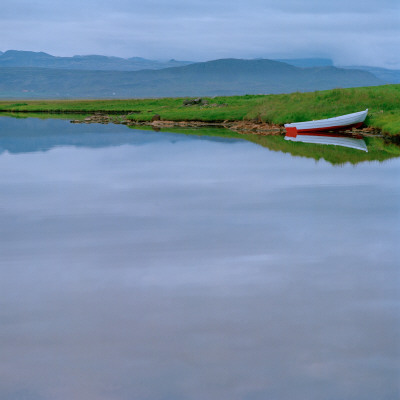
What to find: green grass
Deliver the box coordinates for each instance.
[247,85,400,135]
[0,111,88,120]
[0,95,262,122]
[0,85,399,135]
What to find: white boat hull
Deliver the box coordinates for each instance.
[284,109,368,136]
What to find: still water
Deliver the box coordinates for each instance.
[0,117,399,400]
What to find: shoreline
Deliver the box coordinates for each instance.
[70,113,383,138]
[1,85,399,136]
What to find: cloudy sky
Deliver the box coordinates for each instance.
[2,0,400,68]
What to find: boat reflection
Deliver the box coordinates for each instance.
[285,132,368,152]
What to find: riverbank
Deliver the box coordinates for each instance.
[69,113,381,138]
[1,84,399,135]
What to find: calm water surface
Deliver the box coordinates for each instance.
[0,118,399,400]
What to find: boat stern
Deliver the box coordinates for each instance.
[285,126,298,137]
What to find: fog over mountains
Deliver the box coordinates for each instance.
[0,50,395,99]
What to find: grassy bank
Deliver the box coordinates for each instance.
[0,84,399,135]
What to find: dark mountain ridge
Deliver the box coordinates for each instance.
[0,58,383,99]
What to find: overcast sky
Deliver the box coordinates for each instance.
[1,0,400,68]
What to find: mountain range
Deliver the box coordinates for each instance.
[0,50,192,71]
[274,58,333,68]
[0,50,392,99]
[338,65,400,84]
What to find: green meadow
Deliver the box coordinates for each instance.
[1,84,399,135]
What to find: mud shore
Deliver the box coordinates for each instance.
[70,113,382,138]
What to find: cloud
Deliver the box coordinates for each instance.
[1,0,399,67]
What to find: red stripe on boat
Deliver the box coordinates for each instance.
[294,122,364,133]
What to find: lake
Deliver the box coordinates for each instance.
[0,117,399,400]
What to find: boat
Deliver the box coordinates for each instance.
[284,132,368,152]
[284,109,368,136]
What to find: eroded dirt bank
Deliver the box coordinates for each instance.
[70,113,383,138]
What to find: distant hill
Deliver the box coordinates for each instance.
[339,65,400,84]
[274,58,334,67]
[0,58,383,99]
[278,59,400,83]
[2,51,398,84]
[0,50,193,71]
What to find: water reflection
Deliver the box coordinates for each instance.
[1,116,400,165]
[284,132,368,152]
[0,117,399,400]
